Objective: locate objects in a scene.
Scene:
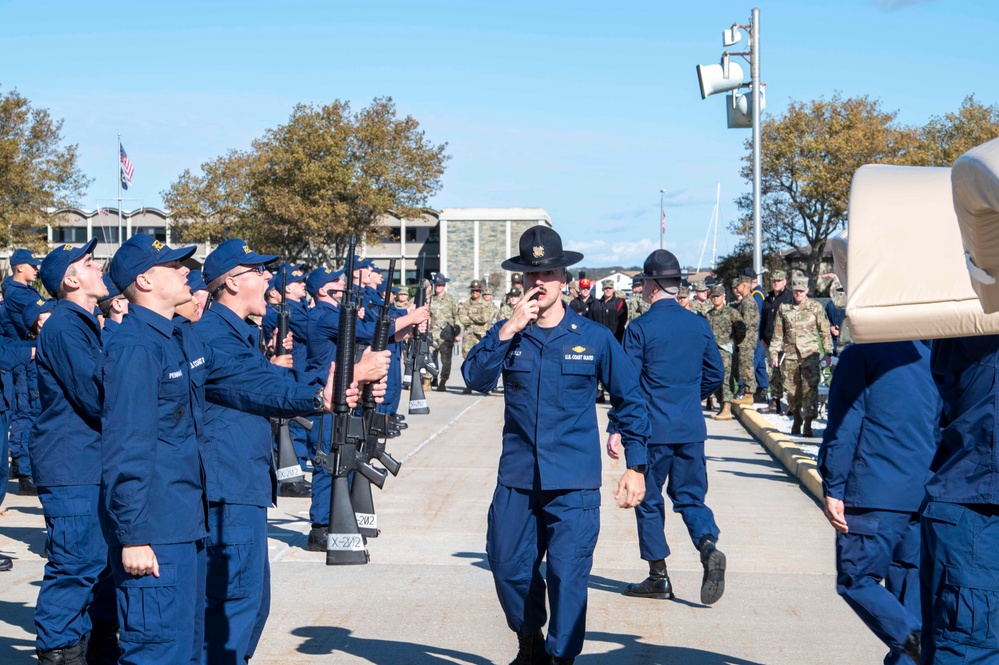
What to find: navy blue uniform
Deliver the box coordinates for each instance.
[751,285,769,389]
[96,305,318,665]
[263,298,311,468]
[3,277,43,479]
[0,330,32,509]
[29,301,117,652]
[923,335,999,664]
[462,304,650,659]
[611,299,724,561]
[101,318,120,344]
[818,341,938,664]
[196,302,323,664]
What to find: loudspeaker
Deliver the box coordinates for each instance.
[697,61,745,100]
[726,88,766,129]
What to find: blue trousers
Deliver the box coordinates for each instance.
[0,410,9,507]
[290,419,310,470]
[377,345,403,416]
[308,413,332,526]
[836,509,921,665]
[486,485,600,660]
[112,540,206,665]
[35,485,116,651]
[636,442,719,561]
[204,502,270,665]
[754,341,769,390]
[921,501,999,664]
[9,364,36,477]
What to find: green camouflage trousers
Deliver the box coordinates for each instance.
[769,348,784,400]
[782,355,821,418]
[735,341,757,393]
[462,329,487,356]
[433,339,454,383]
[714,349,734,402]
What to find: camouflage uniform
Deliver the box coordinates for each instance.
[627,292,650,323]
[771,294,832,419]
[429,287,460,385]
[690,281,711,318]
[733,279,759,394]
[498,288,521,321]
[458,281,497,356]
[706,295,743,403]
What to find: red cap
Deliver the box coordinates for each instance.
[579,278,592,288]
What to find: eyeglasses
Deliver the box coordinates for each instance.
[231,265,267,278]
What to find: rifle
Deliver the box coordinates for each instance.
[273,264,306,484]
[314,236,387,565]
[349,258,405,538]
[406,254,438,415]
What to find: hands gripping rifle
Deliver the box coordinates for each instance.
[406,254,438,415]
[273,264,307,484]
[314,236,386,565]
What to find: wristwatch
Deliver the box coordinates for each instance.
[313,389,325,412]
[627,464,647,474]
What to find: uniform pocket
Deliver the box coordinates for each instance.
[936,566,999,648]
[922,501,964,526]
[547,489,601,561]
[560,362,596,407]
[42,498,103,564]
[206,525,256,600]
[502,355,534,402]
[119,564,178,644]
[845,513,880,536]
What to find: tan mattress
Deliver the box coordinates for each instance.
[952,138,999,313]
[846,163,999,342]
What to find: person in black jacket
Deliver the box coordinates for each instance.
[587,279,628,403]
[760,269,793,413]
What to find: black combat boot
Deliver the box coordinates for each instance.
[279,478,311,498]
[36,642,85,665]
[18,474,37,496]
[902,630,921,664]
[462,387,472,395]
[306,525,327,552]
[509,629,547,665]
[0,554,12,571]
[624,559,673,599]
[9,456,19,479]
[86,621,121,665]
[802,418,814,438]
[698,535,726,605]
[791,413,802,436]
[763,398,780,414]
[704,396,714,412]
[754,387,768,404]
[551,659,574,665]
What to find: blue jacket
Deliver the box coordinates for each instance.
[96,305,319,547]
[818,341,939,512]
[101,318,120,345]
[2,278,44,341]
[197,302,323,507]
[928,335,999,505]
[305,300,379,374]
[262,298,309,371]
[462,304,650,491]
[611,299,724,445]
[28,301,103,487]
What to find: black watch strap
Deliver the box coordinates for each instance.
[627,464,647,473]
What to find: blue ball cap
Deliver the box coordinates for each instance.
[187,269,208,293]
[268,262,307,291]
[306,266,345,299]
[22,297,56,331]
[203,238,278,284]
[353,255,375,270]
[110,234,197,291]
[97,273,120,303]
[10,248,43,268]
[40,238,98,297]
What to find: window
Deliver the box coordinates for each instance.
[92,227,120,243]
[133,226,167,241]
[52,226,89,243]
[405,228,418,243]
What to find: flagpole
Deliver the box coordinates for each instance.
[659,189,665,250]
[117,133,123,247]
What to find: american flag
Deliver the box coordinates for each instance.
[120,144,134,190]
[661,209,667,234]
[96,204,109,216]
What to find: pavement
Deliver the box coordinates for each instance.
[0,368,887,664]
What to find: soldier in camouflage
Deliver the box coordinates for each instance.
[731,275,759,404]
[771,275,832,437]
[627,277,650,323]
[429,274,460,392]
[458,279,497,393]
[678,285,692,311]
[706,285,744,421]
[499,288,521,321]
[691,281,711,317]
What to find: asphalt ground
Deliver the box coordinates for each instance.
[0,366,886,664]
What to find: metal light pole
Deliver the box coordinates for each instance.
[750,8,762,276]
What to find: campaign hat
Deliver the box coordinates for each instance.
[636,249,682,280]
[500,225,582,272]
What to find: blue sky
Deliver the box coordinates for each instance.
[0,0,994,268]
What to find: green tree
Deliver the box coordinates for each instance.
[0,87,92,250]
[164,97,449,266]
[916,94,999,166]
[730,94,919,282]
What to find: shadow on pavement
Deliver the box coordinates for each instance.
[581,631,764,665]
[705,455,781,468]
[716,470,793,482]
[0,526,47,558]
[0,599,37,665]
[292,626,494,664]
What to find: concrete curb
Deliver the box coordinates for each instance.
[732,404,823,502]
